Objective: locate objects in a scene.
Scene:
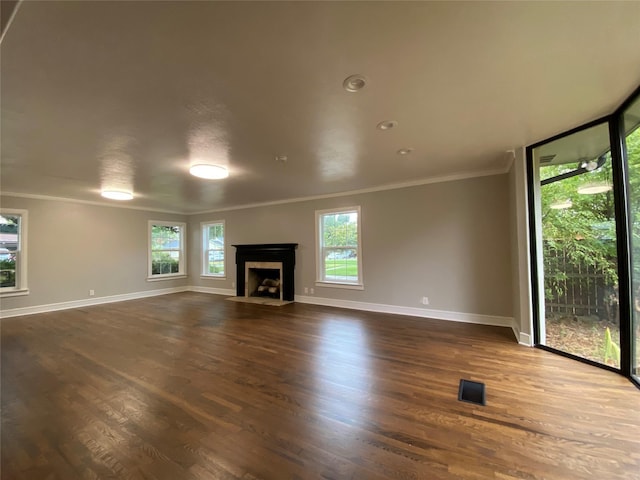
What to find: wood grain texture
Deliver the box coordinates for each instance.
[2,292,639,479]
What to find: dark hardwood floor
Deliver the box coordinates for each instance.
[2,292,639,479]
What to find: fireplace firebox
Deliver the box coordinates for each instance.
[233,244,298,301]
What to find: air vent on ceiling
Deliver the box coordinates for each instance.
[540,154,556,164]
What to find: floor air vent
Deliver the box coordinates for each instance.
[458,379,486,406]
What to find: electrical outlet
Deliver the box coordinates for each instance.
[421,296,429,305]
[89,289,95,297]
[310,288,314,295]
[304,287,309,294]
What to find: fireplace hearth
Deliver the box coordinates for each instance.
[233,244,298,301]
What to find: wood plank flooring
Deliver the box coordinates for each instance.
[2,292,639,479]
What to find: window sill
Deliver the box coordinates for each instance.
[200,275,226,280]
[147,275,187,282]
[315,281,364,291]
[0,288,30,298]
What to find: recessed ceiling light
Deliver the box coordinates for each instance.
[397,148,413,155]
[101,190,133,201]
[377,120,398,131]
[275,155,288,163]
[343,74,367,92]
[189,164,229,179]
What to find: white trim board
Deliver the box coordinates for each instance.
[3,167,509,216]
[190,167,509,215]
[2,166,511,217]
[294,294,515,333]
[0,286,190,319]
[0,192,185,214]
[518,332,532,346]
[1,287,521,345]
[512,319,533,346]
[189,286,236,296]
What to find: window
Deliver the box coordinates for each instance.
[316,206,362,288]
[0,209,28,296]
[202,221,225,277]
[623,94,640,381]
[526,84,640,388]
[531,123,621,368]
[148,221,186,279]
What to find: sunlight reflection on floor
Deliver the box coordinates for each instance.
[312,317,375,432]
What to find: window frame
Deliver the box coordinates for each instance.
[315,206,363,289]
[0,209,28,297]
[526,83,640,390]
[201,220,226,278]
[147,220,187,280]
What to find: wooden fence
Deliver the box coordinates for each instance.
[543,243,617,321]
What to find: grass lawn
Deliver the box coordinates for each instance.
[207,261,224,274]
[325,258,358,277]
[545,315,621,368]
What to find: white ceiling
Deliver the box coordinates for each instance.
[1,1,639,214]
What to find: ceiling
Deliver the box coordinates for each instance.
[534,95,640,169]
[1,1,639,214]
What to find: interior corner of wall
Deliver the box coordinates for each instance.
[510,317,530,346]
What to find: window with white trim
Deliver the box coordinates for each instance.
[0,209,28,296]
[148,221,186,278]
[316,206,362,287]
[202,221,225,277]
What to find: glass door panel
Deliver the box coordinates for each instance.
[534,123,621,368]
[623,96,640,380]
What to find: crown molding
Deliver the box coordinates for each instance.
[2,164,510,217]
[0,192,185,215]
[189,166,509,216]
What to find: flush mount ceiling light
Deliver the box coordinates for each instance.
[342,74,367,92]
[377,120,398,131]
[101,190,133,201]
[397,148,413,155]
[580,159,599,172]
[189,164,229,179]
[275,155,288,163]
[550,199,572,210]
[577,182,612,195]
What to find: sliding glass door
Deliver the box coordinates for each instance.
[533,123,621,368]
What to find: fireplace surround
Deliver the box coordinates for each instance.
[233,244,298,301]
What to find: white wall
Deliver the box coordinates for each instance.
[508,148,533,344]
[2,174,516,327]
[0,195,188,313]
[190,174,514,321]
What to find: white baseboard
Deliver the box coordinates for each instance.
[189,286,236,296]
[0,286,190,319]
[294,294,514,329]
[511,319,533,346]
[518,332,532,346]
[1,287,520,342]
